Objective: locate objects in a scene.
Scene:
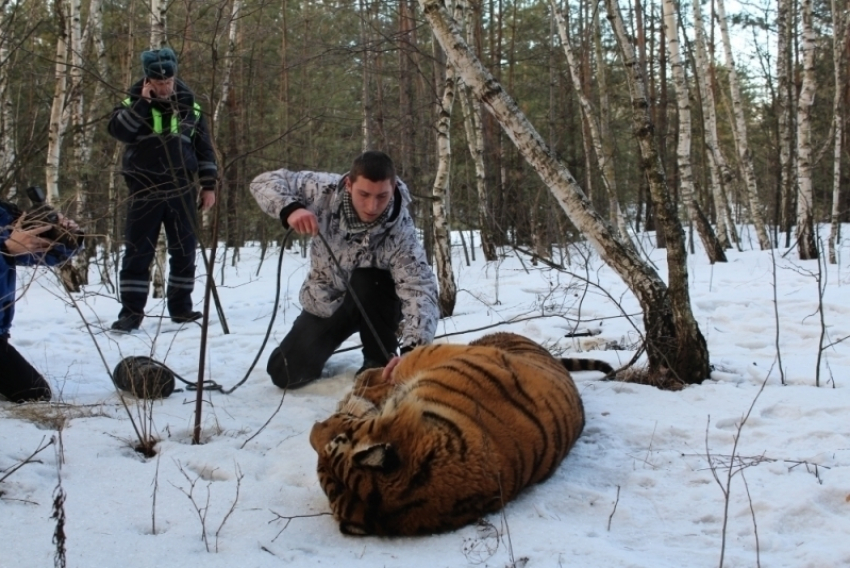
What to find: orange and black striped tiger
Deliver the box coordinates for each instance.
[309,332,613,536]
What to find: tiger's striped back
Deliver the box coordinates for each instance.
[309,332,586,536]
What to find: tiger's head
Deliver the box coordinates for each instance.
[309,405,410,536]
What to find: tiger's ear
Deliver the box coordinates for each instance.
[353,443,400,472]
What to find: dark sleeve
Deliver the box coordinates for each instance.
[192,111,218,189]
[107,96,153,144]
[278,202,307,228]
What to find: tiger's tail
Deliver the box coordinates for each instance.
[560,358,615,376]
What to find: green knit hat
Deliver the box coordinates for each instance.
[141,48,177,79]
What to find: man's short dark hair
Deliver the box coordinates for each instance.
[350,151,396,184]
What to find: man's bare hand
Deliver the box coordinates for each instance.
[381,356,402,383]
[199,190,216,211]
[287,208,319,236]
[57,214,80,233]
[141,80,154,101]
[4,216,53,256]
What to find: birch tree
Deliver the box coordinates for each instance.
[691,0,734,250]
[430,0,460,317]
[58,0,88,291]
[359,0,373,150]
[715,0,771,250]
[550,0,632,248]
[46,0,70,203]
[106,2,138,292]
[661,0,726,263]
[828,1,848,264]
[457,3,497,266]
[213,0,243,135]
[150,0,168,299]
[418,0,710,385]
[0,9,16,197]
[777,0,794,246]
[602,0,708,381]
[796,0,818,260]
[593,4,632,246]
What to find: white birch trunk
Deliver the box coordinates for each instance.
[76,0,106,176]
[150,0,167,298]
[828,2,848,264]
[151,0,167,48]
[593,5,631,245]
[796,0,818,260]
[418,0,710,384]
[691,0,733,249]
[0,22,16,197]
[59,0,87,291]
[359,0,373,151]
[458,85,495,260]
[430,0,460,317]
[550,0,632,249]
[715,0,771,250]
[106,4,137,293]
[777,0,794,243]
[602,0,708,381]
[46,0,70,203]
[74,0,109,286]
[213,0,243,136]
[661,0,726,263]
[457,2,496,261]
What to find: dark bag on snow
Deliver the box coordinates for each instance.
[112,356,175,399]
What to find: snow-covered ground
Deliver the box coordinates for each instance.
[2,230,849,567]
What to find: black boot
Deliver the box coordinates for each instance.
[111,313,143,333]
[171,311,202,324]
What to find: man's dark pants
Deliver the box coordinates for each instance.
[0,335,51,402]
[118,178,198,322]
[267,268,402,389]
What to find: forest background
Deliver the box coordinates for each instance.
[0,0,847,381]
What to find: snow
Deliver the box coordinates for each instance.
[2,230,850,568]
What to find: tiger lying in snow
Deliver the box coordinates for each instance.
[309,332,613,536]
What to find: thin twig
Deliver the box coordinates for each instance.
[740,470,761,568]
[215,464,244,552]
[707,367,772,568]
[241,390,287,449]
[151,453,162,535]
[0,436,54,484]
[269,511,332,541]
[607,485,621,531]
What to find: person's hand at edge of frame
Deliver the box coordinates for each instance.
[3,215,53,256]
[287,208,319,236]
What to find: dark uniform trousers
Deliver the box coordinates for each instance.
[0,334,51,402]
[118,178,198,320]
[267,267,402,389]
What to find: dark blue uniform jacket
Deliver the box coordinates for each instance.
[108,78,218,190]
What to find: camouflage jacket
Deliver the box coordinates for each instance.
[250,168,439,351]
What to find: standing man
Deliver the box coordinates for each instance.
[250,151,439,389]
[1,202,80,402]
[108,47,218,332]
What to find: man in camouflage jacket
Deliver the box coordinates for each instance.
[250,151,439,389]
